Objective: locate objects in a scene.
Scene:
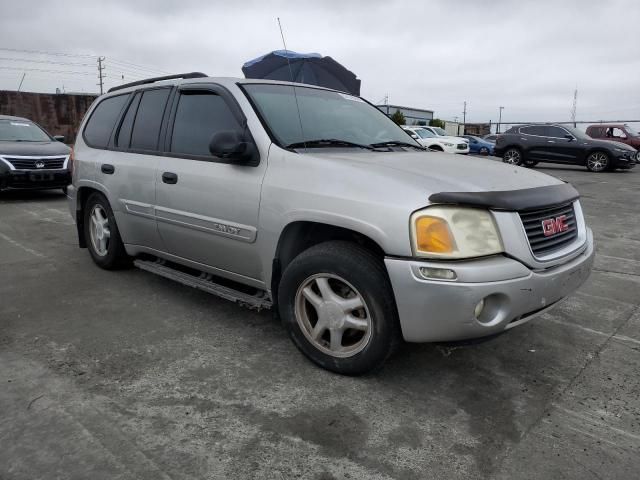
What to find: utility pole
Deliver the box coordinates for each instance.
[497,106,504,133]
[462,101,467,134]
[385,94,389,115]
[570,88,578,128]
[97,56,105,95]
[17,73,25,92]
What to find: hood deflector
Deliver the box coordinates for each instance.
[429,182,580,212]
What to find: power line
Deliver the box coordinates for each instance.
[0,56,94,68]
[0,47,96,58]
[108,58,170,75]
[0,66,94,75]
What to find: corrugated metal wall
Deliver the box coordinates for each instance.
[0,91,97,144]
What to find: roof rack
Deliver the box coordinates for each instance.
[107,72,208,93]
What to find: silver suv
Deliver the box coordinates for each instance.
[68,73,595,375]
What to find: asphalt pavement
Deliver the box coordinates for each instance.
[1,160,639,479]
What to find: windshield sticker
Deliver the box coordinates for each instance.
[338,93,364,103]
[10,122,31,127]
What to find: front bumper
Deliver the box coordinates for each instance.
[385,229,595,342]
[612,152,637,169]
[0,169,70,191]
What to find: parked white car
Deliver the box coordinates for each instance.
[403,126,469,154]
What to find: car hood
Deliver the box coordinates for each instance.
[0,141,71,157]
[305,149,563,196]
[437,136,467,143]
[594,138,637,151]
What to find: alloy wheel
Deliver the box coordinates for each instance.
[294,274,372,358]
[503,149,521,165]
[587,152,608,172]
[89,204,111,256]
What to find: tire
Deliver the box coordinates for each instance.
[83,192,130,269]
[502,148,523,166]
[429,145,444,152]
[586,151,610,172]
[479,147,489,155]
[278,241,401,375]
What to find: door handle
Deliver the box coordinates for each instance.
[162,172,178,184]
[101,164,115,174]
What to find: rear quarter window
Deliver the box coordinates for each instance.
[83,94,130,148]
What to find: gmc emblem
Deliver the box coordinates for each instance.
[541,215,569,237]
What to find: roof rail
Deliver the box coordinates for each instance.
[107,72,208,93]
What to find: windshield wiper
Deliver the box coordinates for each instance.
[285,138,376,150]
[370,140,425,150]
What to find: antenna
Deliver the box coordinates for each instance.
[277,17,306,150]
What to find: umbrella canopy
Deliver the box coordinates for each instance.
[242,50,361,96]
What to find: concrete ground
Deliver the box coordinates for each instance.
[1,162,639,480]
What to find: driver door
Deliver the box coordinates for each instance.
[154,85,267,282]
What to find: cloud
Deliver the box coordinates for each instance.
[1,0,639,125]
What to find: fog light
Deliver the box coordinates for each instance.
[419,267,457,281]
[474,298,485,319]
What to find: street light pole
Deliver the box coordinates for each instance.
[497,106,504,133]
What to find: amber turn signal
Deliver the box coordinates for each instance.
[414,216,456,254]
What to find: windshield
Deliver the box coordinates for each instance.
[0,119,51,142]
[431,127,448,136]
[414,128,436,139]
[563,126,590,140]
[243,84,420,148]
[624,124,639,137]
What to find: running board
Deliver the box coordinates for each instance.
[133,259,272,311]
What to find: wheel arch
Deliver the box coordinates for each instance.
[75,184,110,248]
[270,221,387,310]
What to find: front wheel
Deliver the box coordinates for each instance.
[278,241,401,375]
[83,192,130,269]
[503,148,523,166]
[479,147,489,155]
[586,151,610,172]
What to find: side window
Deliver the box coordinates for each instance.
[130,88,171,151]
[170,91,241,157]
[612,127,626,138]
[520,125,546,136]
[116,93,141,148]
[83,94,129,148]
[545,126,568,138]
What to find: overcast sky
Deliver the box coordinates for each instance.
[1,0,639,125]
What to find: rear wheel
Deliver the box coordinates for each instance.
[586,151,610,172]
[84,192,130,269]
[503,148,523,166]
[278,241,400,375]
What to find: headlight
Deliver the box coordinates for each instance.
[614,147,628,153]
[443,142,454,147]
[410,206,503,259]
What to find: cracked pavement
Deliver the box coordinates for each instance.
[1,162,639,479]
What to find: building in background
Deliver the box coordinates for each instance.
[464,122,492,136]
[0,90,97,143]
[377,104,434,126]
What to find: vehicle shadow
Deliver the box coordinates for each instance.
[0,189,67,203]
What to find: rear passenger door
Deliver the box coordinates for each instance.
[99,87,171,251]
[518,125,548,160]
[154,85,267,282]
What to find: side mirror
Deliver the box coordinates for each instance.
[209,130,256,163]
[564,134,574,141]
[53,135,65,143]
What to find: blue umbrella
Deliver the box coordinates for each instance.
[242,50,361,96]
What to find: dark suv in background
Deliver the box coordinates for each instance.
[494,124,638,172]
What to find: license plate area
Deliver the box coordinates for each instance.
[29,172,54,182]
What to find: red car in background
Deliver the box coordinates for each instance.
[586,124,640,150]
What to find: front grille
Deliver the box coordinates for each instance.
[4,157,66,170]
[457,143,467,150]
[519,203,578,256]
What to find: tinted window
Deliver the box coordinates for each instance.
[84,94,129,148]
[116,93,141,148]
[130,89,171,151]
[545,126,568,138]
[171,92,241,156]
[520,125,546,136]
